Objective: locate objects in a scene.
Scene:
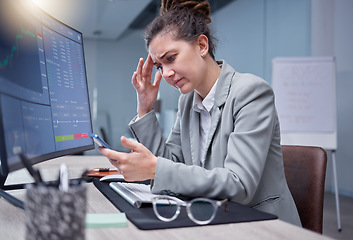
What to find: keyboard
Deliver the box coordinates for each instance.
[109,182,184,208]
[109,182,159,208]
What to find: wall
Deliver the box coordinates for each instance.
[334,0,353,197]
[330,0,353,197]
[213,0,311,82]
[212,0,265,78]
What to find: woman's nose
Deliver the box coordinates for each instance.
[162,66,175,79]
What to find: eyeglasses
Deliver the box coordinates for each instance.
[152,196,228,225]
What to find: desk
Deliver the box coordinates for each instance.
[1,155,332,240]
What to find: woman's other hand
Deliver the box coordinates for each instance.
[132,55,162,117]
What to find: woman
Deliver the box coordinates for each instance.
[99,0,301,226]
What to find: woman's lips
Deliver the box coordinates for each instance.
[174,78,183,87]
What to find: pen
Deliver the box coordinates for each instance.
[92,168,118,172]
[19,153,43,184]
[59,164,69,192]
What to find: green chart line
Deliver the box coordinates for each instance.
[0,27,36,70]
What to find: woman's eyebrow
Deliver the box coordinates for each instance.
[152,51,170,66]
[159,52,168,60]
[155,51,169,62]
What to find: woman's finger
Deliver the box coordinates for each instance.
[131,71,139,89]
[98,147,128,164]
[120,136,140,152]
[153,71,162,88]
[142,55,153,79]
[136,58,144,77]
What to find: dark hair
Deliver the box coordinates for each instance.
[144,0,217,60]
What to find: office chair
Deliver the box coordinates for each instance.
[281,145,327,234]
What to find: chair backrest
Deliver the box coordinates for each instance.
[281,145,327,234]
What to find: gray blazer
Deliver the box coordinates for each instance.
[129,60,301,226]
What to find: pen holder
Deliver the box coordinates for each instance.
[25,183,87,240]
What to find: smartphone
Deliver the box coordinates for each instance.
[87,132,112,149]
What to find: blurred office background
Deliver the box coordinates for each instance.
[32,0,353,201]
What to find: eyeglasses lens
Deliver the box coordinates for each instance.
[189,200,215,222]
[155,198,179,220]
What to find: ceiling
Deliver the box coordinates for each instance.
[32,0,234,41]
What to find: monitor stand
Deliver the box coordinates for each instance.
[0,174,25,209]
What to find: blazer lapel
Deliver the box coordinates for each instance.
[203,60,235,162]
[189,101,201,166]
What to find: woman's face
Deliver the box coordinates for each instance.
[149,32,208,95]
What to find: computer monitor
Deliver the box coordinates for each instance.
[0,0,94,207]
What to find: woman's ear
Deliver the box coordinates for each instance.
[197,34,209,57]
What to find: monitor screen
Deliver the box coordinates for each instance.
[0,0,94,176]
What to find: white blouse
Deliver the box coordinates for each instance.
[192,79,218,165]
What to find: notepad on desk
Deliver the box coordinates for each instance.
[86,213,127,228]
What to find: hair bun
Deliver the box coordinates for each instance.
[160,0,211,22]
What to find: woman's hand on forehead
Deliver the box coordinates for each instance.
[131,55,162,117]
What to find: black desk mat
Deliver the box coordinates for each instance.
[93,178,278,230]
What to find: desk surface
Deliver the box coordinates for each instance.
[1,155,332,240]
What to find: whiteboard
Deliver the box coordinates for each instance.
[272,57,337,150]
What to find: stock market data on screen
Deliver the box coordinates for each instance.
[0,0,93,170]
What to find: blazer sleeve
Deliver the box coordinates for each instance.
[129,97,185,163]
